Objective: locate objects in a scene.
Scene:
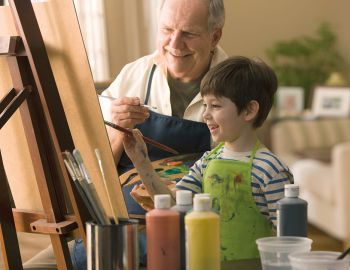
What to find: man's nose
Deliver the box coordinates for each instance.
[169,31,184,49]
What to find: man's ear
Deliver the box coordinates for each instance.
[211,28,222,49]
[244,100,259,122]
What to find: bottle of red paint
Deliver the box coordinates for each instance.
[146,194,180,270]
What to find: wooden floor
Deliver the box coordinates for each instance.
[308,224,344,252]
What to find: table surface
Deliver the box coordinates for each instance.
[140,259,262,269]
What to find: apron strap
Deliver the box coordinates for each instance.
[205,140,261,163]
[204,142,225,161]
[249,140,261,163]
[144,64,157,105]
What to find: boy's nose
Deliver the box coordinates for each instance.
[202,109,211,121]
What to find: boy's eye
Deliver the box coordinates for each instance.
[203,103,221,109]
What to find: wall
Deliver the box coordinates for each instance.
[104,0,350,81]
[221,0,350,79]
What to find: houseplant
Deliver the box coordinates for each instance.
[267,22,345,107]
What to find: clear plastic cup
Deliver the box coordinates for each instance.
[256,236,312,270]
[289,251,350,270]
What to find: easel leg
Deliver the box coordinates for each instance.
[0,152,23,270]
[51,236,73,270]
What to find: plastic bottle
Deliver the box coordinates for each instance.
[171,190,193,270]
[146,194,180,270]
[194,193,211,198]
[277,184,308,237]
[185,196,220,270]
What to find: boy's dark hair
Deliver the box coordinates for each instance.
[201,56,277,128]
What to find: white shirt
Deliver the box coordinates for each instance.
[99,47,228,123]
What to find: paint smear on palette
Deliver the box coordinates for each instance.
[163,167,183,175]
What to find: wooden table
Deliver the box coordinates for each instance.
[140,259,262,269]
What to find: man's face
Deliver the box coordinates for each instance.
[157,0,221,82]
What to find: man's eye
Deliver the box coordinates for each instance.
[162,28,173,33]
[184,32,197,37]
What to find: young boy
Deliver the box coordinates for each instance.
[123,56,293,261]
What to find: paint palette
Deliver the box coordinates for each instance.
[120,153,202,199]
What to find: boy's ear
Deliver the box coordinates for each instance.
[244,100,259,122]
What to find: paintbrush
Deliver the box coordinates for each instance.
[104,120,179,155]
[95,148,119,224]
[62,154,100,223]
[98,94,157,110]
[66,151,110,225]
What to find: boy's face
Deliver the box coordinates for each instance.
[202,94,250,149]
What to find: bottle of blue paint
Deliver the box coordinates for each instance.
[277,184,308,237]
[171,190,193,270]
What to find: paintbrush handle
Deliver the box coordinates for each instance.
[98,95,157,109]
[104,120,179,155]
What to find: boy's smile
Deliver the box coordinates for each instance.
[202,94,257,152]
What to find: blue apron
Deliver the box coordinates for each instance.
[121,64,211,214]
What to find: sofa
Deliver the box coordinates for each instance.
[270,117,350,247]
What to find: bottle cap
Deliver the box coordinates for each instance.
[284,184,299,197]
[154,194,171,209]
[193,196,211,211]
[176,190,192,205]
[194,193,211,198]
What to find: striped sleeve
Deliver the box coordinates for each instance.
[175,151,211,193]
[251,150,294,226]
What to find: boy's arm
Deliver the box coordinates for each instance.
[133,157,175,202]
[123,129,175,204]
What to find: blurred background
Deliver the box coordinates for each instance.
[72,0,350,103]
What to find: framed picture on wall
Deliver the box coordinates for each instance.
[276,86,304,114]
[312,86,350,117]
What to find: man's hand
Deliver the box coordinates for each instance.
[110,97,149,129]
[107,96,149,162]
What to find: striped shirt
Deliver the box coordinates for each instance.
[176,146,294,226]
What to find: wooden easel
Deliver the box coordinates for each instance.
[0,1,91,269]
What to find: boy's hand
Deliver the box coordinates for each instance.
[130,184,154,211]
[130,179,177,211]
[123,129,149,166]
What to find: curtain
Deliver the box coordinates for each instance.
[104,0,161,79]
[73,0,110,82]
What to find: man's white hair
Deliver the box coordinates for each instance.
[159,0,225,31]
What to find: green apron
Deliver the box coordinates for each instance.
[203,141,273,261]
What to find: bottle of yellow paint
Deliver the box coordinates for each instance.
[185,196,220,270]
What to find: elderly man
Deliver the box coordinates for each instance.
[100,0,227,174]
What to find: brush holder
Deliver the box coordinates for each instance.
[86,219,139,270]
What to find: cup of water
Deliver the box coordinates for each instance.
[289,251,350,270]
[256,236,312,270]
